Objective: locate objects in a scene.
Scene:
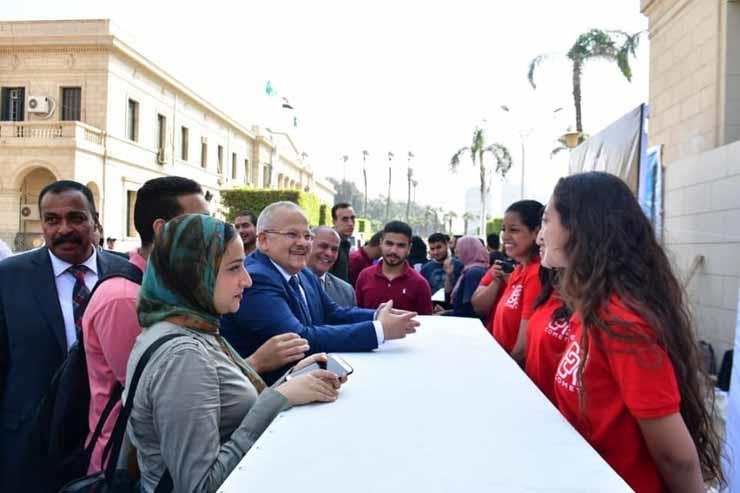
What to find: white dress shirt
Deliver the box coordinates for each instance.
[48,248,99,349]
[269,259,384,344]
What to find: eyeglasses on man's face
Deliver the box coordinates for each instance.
[263,230,314,242]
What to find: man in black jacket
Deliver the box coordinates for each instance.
[329,202,355,283]
[0,180,130,492]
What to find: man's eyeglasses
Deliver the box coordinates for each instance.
[263,230,314,242]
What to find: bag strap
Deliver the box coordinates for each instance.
[102,333,186,490]
[85,382,123,462]
[79,265,144,316]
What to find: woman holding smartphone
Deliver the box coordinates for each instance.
[471,200,543,363]
[126,214,344,493]
[542,172,724,493]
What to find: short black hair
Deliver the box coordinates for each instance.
[382,220,412,241]
[235,210,257,224]
[487,232,500,249]
[367,231,382,247]
[134,176,203,246]
[427,232,449,244]
[331,202,352,220]
[38,180,97,217]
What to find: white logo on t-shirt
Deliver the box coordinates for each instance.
[505,284,523,309]
[545,318,570,341]
[555,340,581,392]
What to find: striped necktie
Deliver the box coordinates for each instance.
[67,265,90,333]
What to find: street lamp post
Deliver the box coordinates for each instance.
[406,151,414,223]
[386,151,394,221]
[499,105,562,200]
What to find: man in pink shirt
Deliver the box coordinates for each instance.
[355,221,433,315]
[82,177,309,473]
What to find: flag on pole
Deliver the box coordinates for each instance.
[265,80,277,96]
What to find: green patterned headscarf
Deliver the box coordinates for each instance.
[138,213,226,330]
[137,213,266,392]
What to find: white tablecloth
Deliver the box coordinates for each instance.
[219,316,632,492]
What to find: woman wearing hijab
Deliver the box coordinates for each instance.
[125,214,343,493]
[439,236,490,319]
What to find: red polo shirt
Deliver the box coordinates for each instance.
[355,261,433,315]
[349,248,372,286]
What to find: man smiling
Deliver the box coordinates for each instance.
[307,226,356,307]
[221,201,419,383]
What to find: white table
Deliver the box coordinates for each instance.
[219,316,632,493]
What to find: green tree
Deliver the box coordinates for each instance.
[462,212,475,235]
[450,127,512,239]
[528,28,641,134]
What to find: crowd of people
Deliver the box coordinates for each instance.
[0,171,726,493]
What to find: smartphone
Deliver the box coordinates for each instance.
[496,259,517,274]
[286,354,354,380]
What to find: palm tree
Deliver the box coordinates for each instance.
[386,151,394,221]
[361,150,369,217]
[405,151,415,223]
[447,211,458,234]
[462,212,475,235]
[528,29,640,134]
[450,127,513,238]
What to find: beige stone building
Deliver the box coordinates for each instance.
[0,19,335,252]
[641,0,740,361]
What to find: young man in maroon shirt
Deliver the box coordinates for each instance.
[348,231,382,286]
[355,221,433,315]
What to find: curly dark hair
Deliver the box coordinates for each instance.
[552,171,724,486]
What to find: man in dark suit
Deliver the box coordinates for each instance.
[221,201,418,384]
[307,226,356,307]
[0,180,131,492]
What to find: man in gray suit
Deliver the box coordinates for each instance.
[308,226,356,307]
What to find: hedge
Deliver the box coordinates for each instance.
[485,217,504,236]
[221,188,324,226]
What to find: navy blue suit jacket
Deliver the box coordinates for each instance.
[221,250,378,383]
[0,246,131,492]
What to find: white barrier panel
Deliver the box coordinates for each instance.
[219,316,631,493]
[724,290,740,491]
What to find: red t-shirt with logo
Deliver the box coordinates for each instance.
[524,292,570,404]
[554,297,681,493]
[489,258,541,353]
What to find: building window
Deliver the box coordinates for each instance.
[244,159,250,184]
[157,114,167,150]
[232,153,237,179]
[126,190,137,237]
[263,164,271,188]
[181,126,189,161]
[201,140,208,168]
[217,145,224,175]
[126,99,139,141]
[1,87,25,121]
[61,87,81,121]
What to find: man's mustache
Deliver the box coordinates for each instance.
[53,234,83,247]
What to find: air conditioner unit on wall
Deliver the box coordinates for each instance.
[20,204,39,221]
[27,96,51,114]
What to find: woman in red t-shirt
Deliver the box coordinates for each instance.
[541,172,724,493]
[471,200,543,364]
[524,267,571,405]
